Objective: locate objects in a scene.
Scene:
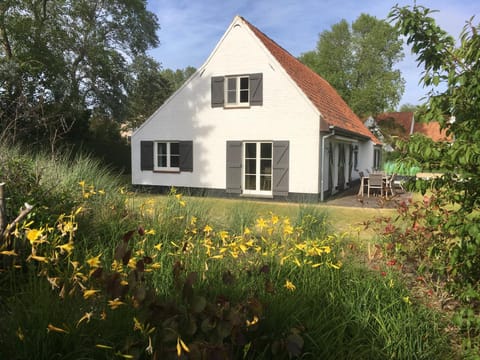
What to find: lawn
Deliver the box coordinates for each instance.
[128,192,395,241]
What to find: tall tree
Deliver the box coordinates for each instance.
[161,66,196,92]
[0,0,159,148]
[299,14,405,117]
[125,56,174,131]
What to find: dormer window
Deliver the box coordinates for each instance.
[211,73,263,108]
[226,76,250,106]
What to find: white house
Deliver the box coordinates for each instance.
[131,16,380,201]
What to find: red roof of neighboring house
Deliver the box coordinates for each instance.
[375,112,414,137]
[413,121,451,142]
[375,112,451,142]
[242,17,380,144]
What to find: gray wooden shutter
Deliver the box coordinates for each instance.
[211,76,225,108]
[249,73,263,106]
[179,141,193,172]
[272,141,289,196]
[226,141,242,194]
[140,141,154,171]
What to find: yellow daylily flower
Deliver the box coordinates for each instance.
[243,227,252,235]
[127,258,137,269]
[284,280,296,291]
[203,224,213,234]
[219,231,229,242]
[403,296,412,305]
[176,337,190,357]
[83,289,100,299]
[327,261,342,270]
[16,326,25,341]
[255,218,268,230]
[283,224,294,236]
[28,255,49,263]
[270,214,279,224]
[47,323,69,334]
[108,298,126,310]
[86,254,101,268]
[0,250,18,256]
[26,229,43,244]
[280,255,291,265]
[78,180,86,188]
[77,312,93,327]
[246,315,259,327]
[57,242,74,254]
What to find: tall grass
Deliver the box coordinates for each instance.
[0,145,453,359]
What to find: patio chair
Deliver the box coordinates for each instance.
[367,173,383,197]
[384,173,396,197]
[392,174,406,192]
[358,171,368,196]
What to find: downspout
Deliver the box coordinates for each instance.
[320,126,335,202]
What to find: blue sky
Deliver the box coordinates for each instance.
[146,0,479,108]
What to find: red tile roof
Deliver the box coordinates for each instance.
[375,112,451,142]
[241,17,380,144]
[413,122,451,142]
[375,112,414,138]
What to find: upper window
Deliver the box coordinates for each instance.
[211,73,263,108]
[225,76,250,106]
[155,141,179,171]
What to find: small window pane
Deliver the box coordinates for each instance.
[226,78,237,104]
[240,77,249,90]
[260,175,271,191]
[227,90,236,104]
[260,160,271,175]
[227,78,237,91]
[157,142,167,155]
[245,143,256,158]
[170,142,179,155]
[245,159,256,174]
[239,89,249,103]
[157,155,167,167]
[260,143,272,158]
[239,77,249,103]
[245,175,256,190]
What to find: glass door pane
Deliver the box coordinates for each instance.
[243,142,272,194]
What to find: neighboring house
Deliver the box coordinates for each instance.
[365,112,452,151]
[131,16,380,201]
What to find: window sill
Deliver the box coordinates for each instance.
[240,193,273,199]
[153,169,180,173]
[223,104,251,109]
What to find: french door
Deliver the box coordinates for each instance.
[243,142,272,195]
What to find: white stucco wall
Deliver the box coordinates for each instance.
[132,18,321,194]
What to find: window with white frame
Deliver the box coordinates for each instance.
[225,75,250,106]
[243,142,272,194]
[154,141,180,171]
